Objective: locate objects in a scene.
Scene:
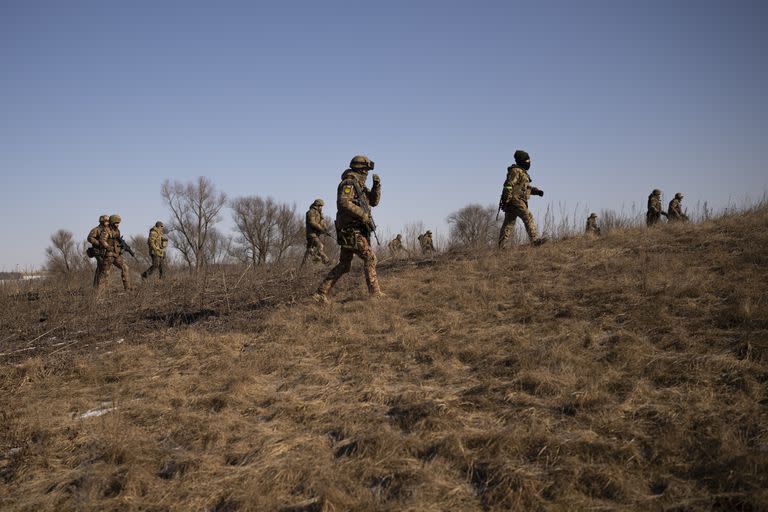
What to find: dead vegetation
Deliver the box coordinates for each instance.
[1,206,767,511]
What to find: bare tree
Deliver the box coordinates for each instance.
[45,229,82,275]
[446,204,499,249]
[231,196,278,266]
[271,203,303,264]
[161,176,227,272]
[129,234,151,268]
[403,221,426,254]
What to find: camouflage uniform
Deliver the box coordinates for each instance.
[646,189,665,226]
[498,150,544,247]
[301,200,330,266]
[418,231,435,255]
[667,193,689,222]
[88,215,110,288]
[388,234,408,258]
[317,156,382,299]
[585,213,601,237]
[142,222,168,279]
[97,215,131,291]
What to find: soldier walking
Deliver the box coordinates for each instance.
[417,231,436,255]
[646,189,667,226]
[667,192,689,222]
[315,155,382,302]
[96,214,132,292]
[301,199,331,267]
[141,221,168,280]
[585,213,601,237]
[498,150,546,247]
[87,215,110,288]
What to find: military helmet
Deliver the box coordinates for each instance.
[155,221,164,228]
[312,199,324,207]
[426,230,432,235]
[350,155,374,170]
[109,214,121,224]
[652,189,661,196]
[589,213,597,219]
[514,149,530,165]
[99,215,109,223]
[675,192,683,200]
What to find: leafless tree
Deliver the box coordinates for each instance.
[403,221,426,254]
[270,203,303,264]
[45,229,83,275]
[446,204,499,249]
[161,176,227,272]
[231,196,278,266]
[129,234,151,268]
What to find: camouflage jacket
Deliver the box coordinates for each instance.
[99,226,123,256]
[305,206,327,238]
[647,195,663,215]
[388,237,403,251]
[501,165,534,206]
[668,199,684,220]
[335,169,381,232]
[87,225,108,249]
[585,218,601,235]
[419,233,434,250]
[148,226,167,257]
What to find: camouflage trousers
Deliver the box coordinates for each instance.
[142,254,165,279]
[646,212,662,226]
[301,235,330,267]
[97,253,131,291]
[499,202,539,247]
[317,232,380,296]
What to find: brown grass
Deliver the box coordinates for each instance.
[1,207,768,511]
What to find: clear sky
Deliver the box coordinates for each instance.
[1,0,767,270]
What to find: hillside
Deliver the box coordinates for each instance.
[1,207,767,511]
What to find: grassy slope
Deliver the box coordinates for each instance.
[1,208,767,511]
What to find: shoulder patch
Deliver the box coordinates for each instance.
[343,185,352,194]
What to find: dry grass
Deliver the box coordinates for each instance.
[1,206,767,511]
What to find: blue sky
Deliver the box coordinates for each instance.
[1,0,766,270]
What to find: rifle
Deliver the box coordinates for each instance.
[349,179,381,246]
[117,236,136,258]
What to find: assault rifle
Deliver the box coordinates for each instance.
[117,236,136,258]
[350,179,381,246]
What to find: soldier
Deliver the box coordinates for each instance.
[315,155,382,302]
[388,234,409,259]
[87,215,110,287]
[498,150,546,247]
[417,231,436,255]
[667,192,689,222]
[301,199,331,267]
[142,221,168,280]
[96,214,132,291]
[646,189,667,226]
[585,213,601,237]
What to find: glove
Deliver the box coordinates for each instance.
[533,188,544,197]
[372,174,381,185]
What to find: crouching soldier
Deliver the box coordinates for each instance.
[585,213,601,237]
[667,193,689,222]
[418,231,436,255]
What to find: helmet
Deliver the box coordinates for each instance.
[675,192,683,200]
[426,230,432,235]
[589,213,597,219]
[312,199,324,207]
[350,155,374,170]
[99,215,109,223]
[396,234,401,239]
[652,189,661,196]
[155,221,164,228]
[514,150,530,165]
[109,214,122,224]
